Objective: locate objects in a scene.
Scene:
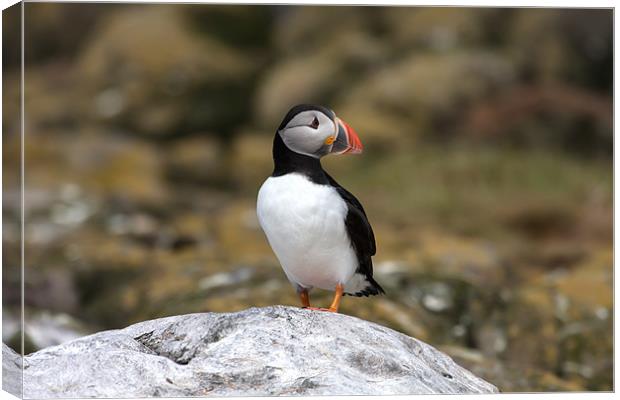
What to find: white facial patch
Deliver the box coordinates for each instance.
[278,111,336,158]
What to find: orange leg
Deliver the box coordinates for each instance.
[327,283,344,313]
[299,289,311,308]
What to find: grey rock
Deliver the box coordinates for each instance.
[22,306,498,398]
[3,343,22,397]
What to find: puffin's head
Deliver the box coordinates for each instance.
[277,104,363,158]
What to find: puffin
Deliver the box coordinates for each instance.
[257,104,385,313]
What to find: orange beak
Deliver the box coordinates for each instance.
[331,117,363,155]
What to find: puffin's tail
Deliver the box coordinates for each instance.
[344,273,386,297]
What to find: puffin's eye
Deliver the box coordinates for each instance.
[310,117,319,129]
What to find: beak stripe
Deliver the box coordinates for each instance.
[331,117,363,155]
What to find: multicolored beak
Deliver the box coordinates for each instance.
[331,117,363,155]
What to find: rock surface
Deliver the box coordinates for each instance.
[2,343,22,397]
[17,306,497,397]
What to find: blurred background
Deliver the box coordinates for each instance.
[2,3,612,392]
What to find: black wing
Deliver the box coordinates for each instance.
[325,173,376,266]
[326,173,384,296]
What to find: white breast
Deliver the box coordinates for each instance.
[256,173,358,291]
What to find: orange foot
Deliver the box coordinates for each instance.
[297,283,344,313]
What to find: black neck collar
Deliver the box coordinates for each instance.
[271,133,328,184]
